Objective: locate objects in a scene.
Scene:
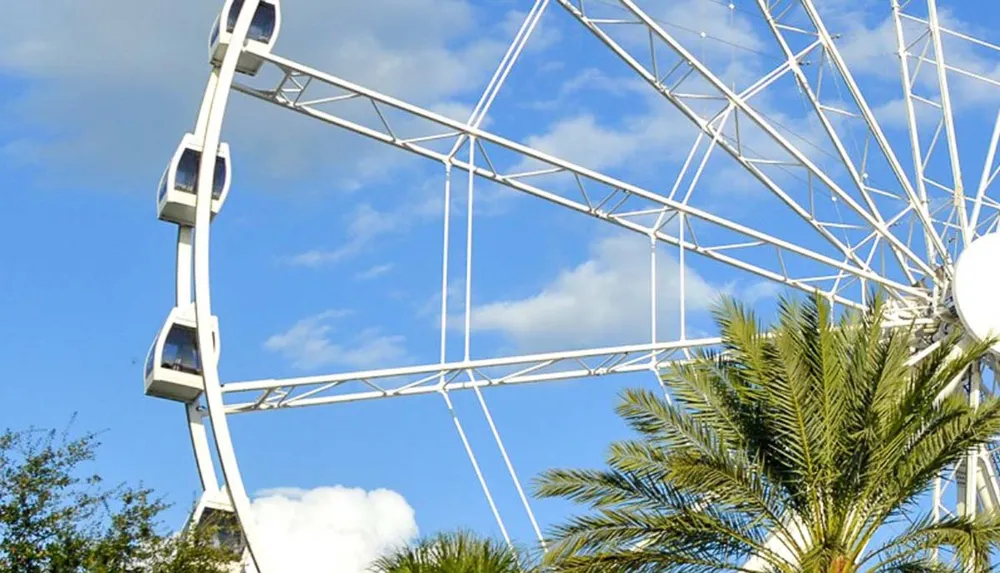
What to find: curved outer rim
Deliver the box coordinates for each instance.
[168,1,269,570]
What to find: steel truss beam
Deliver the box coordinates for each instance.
[556,0,936,288]
[222,338,722,413]
[231,47,928,305]
[221,310,937,413]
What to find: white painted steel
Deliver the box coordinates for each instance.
[144,304,220,403]
[156,133,230,226]
[953,233,1000,356]
[144,0,1000,568]
[231,47,927,304]
[209,0,281,76]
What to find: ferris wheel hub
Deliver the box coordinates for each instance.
[952,232,1000,356]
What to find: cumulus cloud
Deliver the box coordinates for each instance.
[264,310,408,370]
[247,486,418,573]
[464,231,785,351]
[465,233,721,350]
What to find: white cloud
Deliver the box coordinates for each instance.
[286,249,357,268]
[356,264,395,281]
[0,0,515,189]
[652,0,766,59]
[513,77,706,178]
[283,174,514,269]
[465,233,721,350]
[521,114,651,173]
[462,231,787,351]
[248,486,418,573]
[284,193,441,268]
[264,310,408,370]
[831,1,1000,110]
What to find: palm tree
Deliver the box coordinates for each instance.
[535,294,1000,572]
[369,530,531,573]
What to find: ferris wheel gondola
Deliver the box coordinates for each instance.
[144,305,220,403]
[184,488,247,559]
[209,0,281,77]
[156,134,231,226]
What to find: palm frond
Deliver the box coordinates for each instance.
[540,293,1000,573]
[368,530,526,573]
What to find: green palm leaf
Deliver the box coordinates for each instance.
[536,293,1000,572]
[368,530,529,573]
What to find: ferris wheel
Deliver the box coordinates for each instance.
[142,0,1000,570]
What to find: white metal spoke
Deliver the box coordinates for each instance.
[450,0,549,157]
[891,0,1000,262]
[557,0,936,286]
[971,109,1000,235]
[231,49,928,304]
[756,0,950,273]
[440,390,513,549]
[925,0,969,245]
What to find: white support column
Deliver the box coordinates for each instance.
[439,390,512,548]
[449,0,549,159]
[176,227,193,307]
[650,233,657,350]
[439,163,454,373]
[186,403,219,491]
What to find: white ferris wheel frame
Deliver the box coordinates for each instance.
[154,0,1000,570]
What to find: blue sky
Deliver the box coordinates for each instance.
[3,0,1000,569]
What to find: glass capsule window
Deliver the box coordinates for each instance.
[210,18,221,48]
[249,3,276,43]
[157,171,168,202]
[212,154,226,200]
[225,0,277,43]
[176,149,199,193]
[175,148,226,200]
[162,325,201,375]
[202,508,245,553]
[145,336,158,378]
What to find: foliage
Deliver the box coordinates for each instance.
[535,294,1000,572]
[0,422,239,573]
[368,529,532,573]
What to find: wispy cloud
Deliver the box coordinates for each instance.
[356,263,394,280]
[283,191,442,268]
[264,310,408,370]
[282,172,516,269]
